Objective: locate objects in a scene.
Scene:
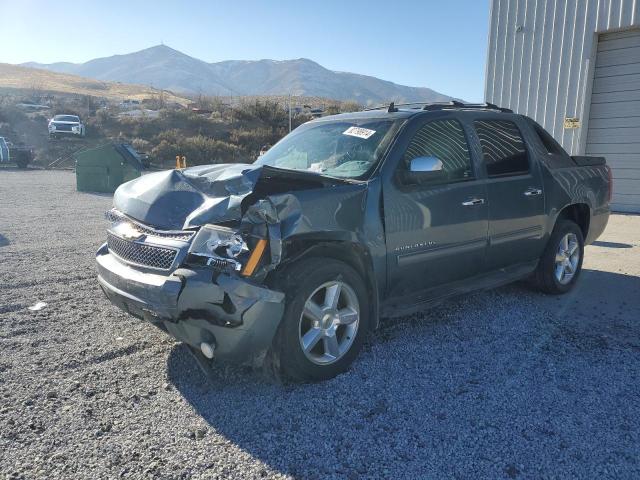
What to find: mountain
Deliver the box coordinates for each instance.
[23,45,453,104]
[23,46,230,96]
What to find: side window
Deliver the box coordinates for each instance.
[525,118,576,169]
[526,118,564,155]
[402,119,473,183]
[474,120,529,177]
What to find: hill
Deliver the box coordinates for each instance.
[23,45,454,105]
[0,63,190,105]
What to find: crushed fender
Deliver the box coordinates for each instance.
[113,163,367,276]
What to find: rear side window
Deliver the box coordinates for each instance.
[530,121,564,154]
[474,120,529,177]
[402,119,473,183]
[526,118,576,168]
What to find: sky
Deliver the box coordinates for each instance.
[0,0,490,102]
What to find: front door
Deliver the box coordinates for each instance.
[383,118,489,299]
[472,118,546,270]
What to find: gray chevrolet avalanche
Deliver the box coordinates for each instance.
[97,103,611,381]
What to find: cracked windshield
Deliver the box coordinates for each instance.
[255,119,402,178]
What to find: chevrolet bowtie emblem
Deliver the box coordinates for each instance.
[116,223,145,242]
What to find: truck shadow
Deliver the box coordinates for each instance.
[77,191,114,198]
[591,240,633,249]
[166,268,640,478]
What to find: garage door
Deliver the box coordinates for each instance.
[586,29,640,213]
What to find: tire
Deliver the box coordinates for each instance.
[271,257,370,381]
[533,220,584,294]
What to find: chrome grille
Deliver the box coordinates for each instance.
[105,209,195,241]
[107,233,178,270]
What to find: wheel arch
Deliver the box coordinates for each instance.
[554,203,590,239]
[269,236,381,330]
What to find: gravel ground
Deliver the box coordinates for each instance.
[1,170,639,479]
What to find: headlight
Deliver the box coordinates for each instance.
[189,224,249,271]
[191,225,248,258]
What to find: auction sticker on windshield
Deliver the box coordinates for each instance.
[343,126,376,139]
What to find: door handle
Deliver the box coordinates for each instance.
[524,188,542,196]
[462,198,485,206]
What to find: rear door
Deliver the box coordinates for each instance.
[383,117,489,298]
[472,118,546,270]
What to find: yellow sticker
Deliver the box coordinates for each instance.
[564,117,580,129]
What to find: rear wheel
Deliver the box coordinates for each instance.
[271,258,369,381]
[534,220,584,294]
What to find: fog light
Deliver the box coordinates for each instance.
[200,342,216,359]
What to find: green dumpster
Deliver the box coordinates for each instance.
[75,143,143,193]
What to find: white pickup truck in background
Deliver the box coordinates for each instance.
[48,114,85,138]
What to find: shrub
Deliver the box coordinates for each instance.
[229,127,279,153]
[341,101,362,113]
[325,103,341,115]
[234,99,288,126]
[0,105,27,124]
[151,133,243,167]
[130,138,150,152]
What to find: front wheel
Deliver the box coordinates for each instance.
[271,258,369,381]
[533,220,584,294]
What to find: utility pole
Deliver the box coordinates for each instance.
[288,93,292,133]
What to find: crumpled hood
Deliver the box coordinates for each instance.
[113,163,339,230]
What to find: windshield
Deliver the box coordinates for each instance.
[54,115,79,122]
[255,118,403,179]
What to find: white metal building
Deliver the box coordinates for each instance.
[485,0,640,212]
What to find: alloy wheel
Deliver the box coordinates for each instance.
[298,280,360,365]
[554,232,580,285]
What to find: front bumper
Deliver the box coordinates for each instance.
[49,126,82,135]
[96,244,285,362]
[50,131,82,136]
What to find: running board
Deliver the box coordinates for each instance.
[381,260,538,319]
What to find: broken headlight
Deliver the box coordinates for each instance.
[188,225,249,272]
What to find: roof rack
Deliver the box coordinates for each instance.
[421,101,513,113]
[364,101,428,112]
[364,101,513,114]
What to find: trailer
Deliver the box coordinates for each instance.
[0,137,34,169]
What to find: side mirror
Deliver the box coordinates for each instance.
[404,156,445,184]
[410,156,444,173]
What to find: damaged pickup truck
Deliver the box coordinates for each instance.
[97,102,611,381]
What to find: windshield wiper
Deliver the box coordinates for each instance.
[260,165,363,184]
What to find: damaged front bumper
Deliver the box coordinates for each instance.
[96,244,285,362]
